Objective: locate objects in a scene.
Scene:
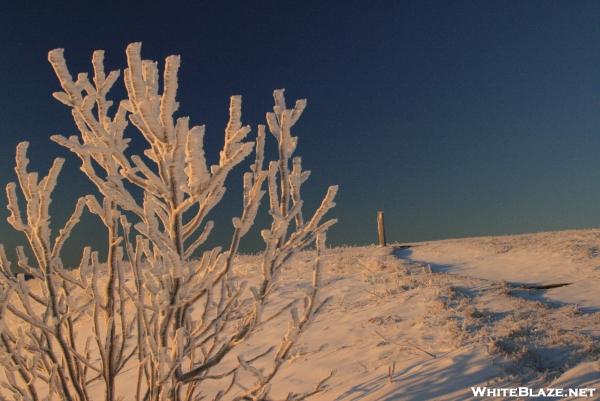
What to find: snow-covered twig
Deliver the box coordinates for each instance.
[0,43,337,401]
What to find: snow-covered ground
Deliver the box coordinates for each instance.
[4,229,600,400]
[262,229,600,400]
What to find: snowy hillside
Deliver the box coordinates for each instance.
[4,229,600,400]
[146,229,600,399]
[247,229,600,400]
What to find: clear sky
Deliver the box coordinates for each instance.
[2,1,600,263]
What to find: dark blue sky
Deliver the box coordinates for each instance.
[3,1,600,262]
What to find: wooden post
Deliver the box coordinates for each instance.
[377,210,386,247]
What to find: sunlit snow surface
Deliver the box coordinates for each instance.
[5,229,600,400]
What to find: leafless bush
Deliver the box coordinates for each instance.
[0,43,337,401]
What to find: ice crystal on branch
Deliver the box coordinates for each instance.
[0,43,337,401]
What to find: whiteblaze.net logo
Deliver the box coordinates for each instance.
[471,387,597,398]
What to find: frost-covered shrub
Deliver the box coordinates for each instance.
[0,43,337,401]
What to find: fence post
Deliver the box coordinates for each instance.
[377,210,386,247]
